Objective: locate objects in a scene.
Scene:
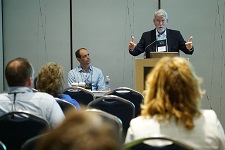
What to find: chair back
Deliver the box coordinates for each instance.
[86,108,123,136]
[55,98,77,113]
[87,95,135,139]
[0,141,6,150]
[0,110,49,150]
[21,134,47,150]
[105,87,144,117]
[125,135,194,150]
[63,87,94,106]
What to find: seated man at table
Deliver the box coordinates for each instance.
[68,48,105,91]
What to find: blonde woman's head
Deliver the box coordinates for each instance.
[142,57,204,129]
[36,62,64,96]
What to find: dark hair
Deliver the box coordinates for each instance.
[5,57,33,86]
[75,48,87,58]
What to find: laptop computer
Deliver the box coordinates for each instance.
[150,52,179,58]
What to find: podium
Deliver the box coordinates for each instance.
[135,58,161,93]
[134,54,188,93]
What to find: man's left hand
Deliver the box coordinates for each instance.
[185,36,193,50]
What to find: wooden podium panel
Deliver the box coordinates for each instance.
[135,58,161,93]
[135,57,189,93]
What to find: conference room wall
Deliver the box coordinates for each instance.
[2,0,158,91]
[162,0,225,129]
[72,0,225,128]
[2,0,225,128]
[2,0,71,91]
[72,0,158,91]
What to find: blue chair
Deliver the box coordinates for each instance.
[0,110,49,150]
[105,87,144,117]
[55,98,77,113]
[63,87,94,106]
[0,141,6,150]
[87,95,135,139]
[86,108,123,136]
[21,134,47,150]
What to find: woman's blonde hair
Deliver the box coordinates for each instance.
[142,57,204,129]
[36,62,64,96]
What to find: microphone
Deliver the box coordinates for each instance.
[144,40,157,51]
[144,35,160,51]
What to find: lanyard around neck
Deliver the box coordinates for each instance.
[8,92,25,111]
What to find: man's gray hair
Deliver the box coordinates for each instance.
[154,9,168,19]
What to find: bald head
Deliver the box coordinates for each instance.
[5,57,34,86]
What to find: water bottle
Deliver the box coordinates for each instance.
[105,76,111,91]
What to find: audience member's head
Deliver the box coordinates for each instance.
[5,57,34,87]
[37,109,124,150]
[36,62,64,96]
[75,48,91,67]
[142,57,204,130]
[75,48,87,58]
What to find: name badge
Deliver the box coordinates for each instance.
[156,39,167,52]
